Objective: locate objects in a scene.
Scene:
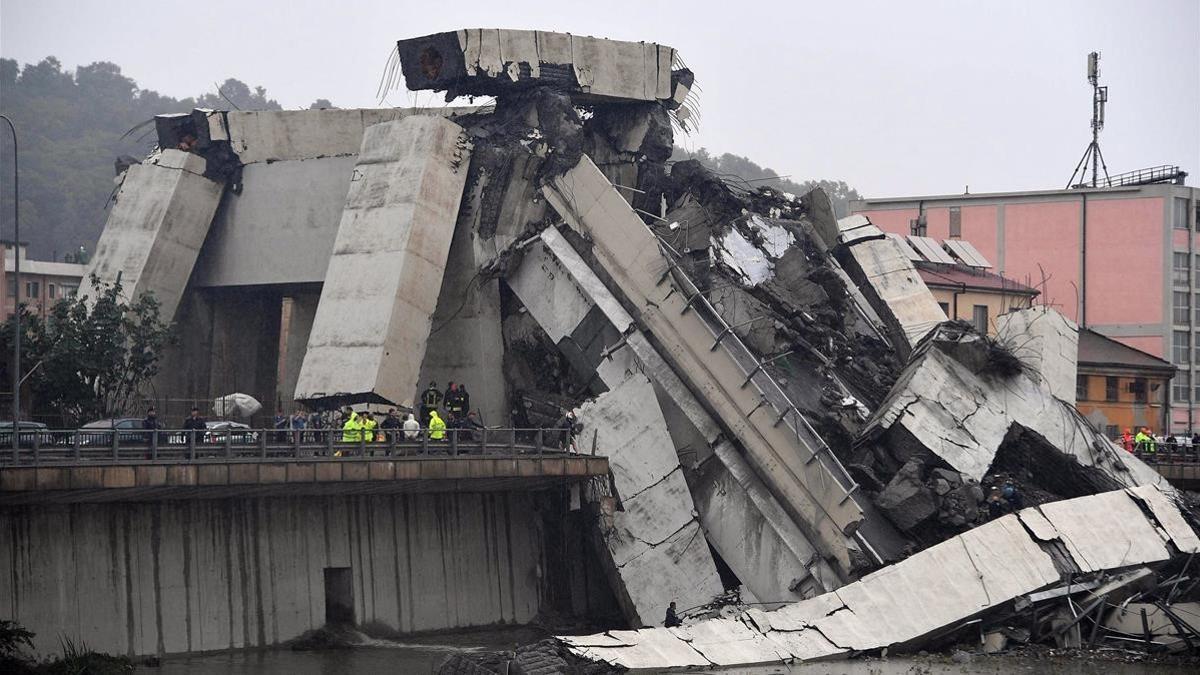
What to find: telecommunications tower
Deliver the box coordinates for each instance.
[1067,52,1110,188]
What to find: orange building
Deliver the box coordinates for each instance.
[1075,328,1175,438]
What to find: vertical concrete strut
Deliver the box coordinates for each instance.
[294,116,471,404]
[83,149,225,321]
[542,156,864,578]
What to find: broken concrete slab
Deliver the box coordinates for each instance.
[543,155,864,579]
[561,485,1199,669]
[506,226,845,601]
[294,116,471,405]
[397,30,686,106]
[575,375,724,627]
[83,149,225,320]
[824,214,945,358]
[864,324,1170,495]
[995,306,1080,405]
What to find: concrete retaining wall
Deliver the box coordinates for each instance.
[1,492,543,657]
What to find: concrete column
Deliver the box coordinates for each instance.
[83,150,225,321]
[295,116,471,405]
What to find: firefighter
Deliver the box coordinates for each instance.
[420,381,443,427]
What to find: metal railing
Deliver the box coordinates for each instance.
[1132,444,1200,466]
[0,427,587,466]
[655,239,862,504]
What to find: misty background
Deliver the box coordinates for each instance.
[1,0,1197,259]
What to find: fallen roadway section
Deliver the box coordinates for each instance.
[862,319,1169,488]
[543,155,867,581]
[506,228,845,605]
[560,485,1200,670]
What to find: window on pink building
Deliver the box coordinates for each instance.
[1173,198,1191,230]
[949,207,961,239]
[1174,253,1190,287]
[1173,331,1190,364]
[1175,292,1190,325]
[1174,372,1191,404]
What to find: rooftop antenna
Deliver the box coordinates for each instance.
[1067,51,1110,188]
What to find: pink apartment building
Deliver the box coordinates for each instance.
[852,182,1199,432]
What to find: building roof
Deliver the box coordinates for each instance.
[3,253,86,279]
[851,182,1196,208]
[1077,328,1176,376]
[914,261,1039,296]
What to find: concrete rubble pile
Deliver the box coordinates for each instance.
[81,26,1200,671]
[561,485,1200,670]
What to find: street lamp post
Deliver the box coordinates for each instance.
[0,114,19,448]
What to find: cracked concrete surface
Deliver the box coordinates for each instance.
[560,485,1200,669]
[864,321,1169,492]
[82,149,225,321]
[574,375,723,627]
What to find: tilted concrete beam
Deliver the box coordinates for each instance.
[83,150,224,321]
[824,215,946,358]
[294,116,471,404]
[507,227,844,601]
[541,156,864,580]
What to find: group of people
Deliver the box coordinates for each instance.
[1117,427,1200,455]
[337,408,421,444]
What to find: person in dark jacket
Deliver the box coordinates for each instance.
[182,407,206,430]
[420,381,443,427]
[380,408,402,446]
[142,407,163,447]
[664,602,682,628]
[182,407,206,444]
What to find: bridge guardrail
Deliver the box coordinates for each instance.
[1133,446,1200,465]
[0,427,586,466]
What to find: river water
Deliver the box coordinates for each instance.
[143,646,1198,675]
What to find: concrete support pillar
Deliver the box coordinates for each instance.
[83,150,225,321]
[295,116,471,405]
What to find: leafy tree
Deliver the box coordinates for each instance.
[0,276,175,425]
[671,146,862,217]
[0,57,284,259]
[309,98,336,109]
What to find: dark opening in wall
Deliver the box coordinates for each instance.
[324,567,354,625]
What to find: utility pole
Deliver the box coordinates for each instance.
[0,114,19,443]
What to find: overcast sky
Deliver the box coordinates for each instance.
[2,0,1197,197]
